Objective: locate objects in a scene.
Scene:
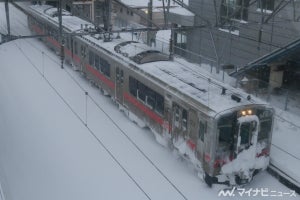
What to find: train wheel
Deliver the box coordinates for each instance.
[204,172,213,187]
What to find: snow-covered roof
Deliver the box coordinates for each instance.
[169,6,194,16]
[120,0,189,8]
[28,5,267,116]
[44,7,71,17]
[29,5,94,32]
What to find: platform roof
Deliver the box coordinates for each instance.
[231,38,300,77]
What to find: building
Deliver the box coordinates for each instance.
[168,0,300,92]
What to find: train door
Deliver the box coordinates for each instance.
[73,40,79,68]
[71,37,74,59]
[115,67,124,103]
[197,117,207,163]
[172,103,188,140]
[80,44,87,72]
[163,95,172,136]
[235,116,259,157]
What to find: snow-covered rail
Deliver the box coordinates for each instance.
[0,181,5,200]
[268,164,300,194]
[268,143,300,194]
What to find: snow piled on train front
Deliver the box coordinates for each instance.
[220,115,270,184]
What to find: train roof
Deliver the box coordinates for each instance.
[28,5,268,116]
[29,5,94,32]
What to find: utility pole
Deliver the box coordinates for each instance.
[103,0,111,31]
[169,23,174,60]
[103,0,112,41]
[58,0,64,69]
[5,0,10,38]
[162,0,167,28]
[167,0,174,60]
[147,0,153,46]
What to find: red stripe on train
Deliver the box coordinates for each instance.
[64,48,72,57]
[32,24,44,34]
[46,37,60,48]
[73,54,81,64]
[187,139,196,151]
[86,64,115,89]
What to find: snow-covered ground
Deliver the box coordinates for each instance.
[0,3,299,200]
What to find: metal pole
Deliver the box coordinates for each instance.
[169,23,175,60]
[284,90,289,111]
[5,0,10,37]
[222,66,225,82]
[42,51,45,77]
[58,0,64,69]
[147,0,153,46]
[209,29,219,73]
[162,0,167,28]
[85,91,88,126]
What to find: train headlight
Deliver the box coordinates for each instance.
[241,109,253,116]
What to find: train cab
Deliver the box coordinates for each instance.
[207,106,274,185]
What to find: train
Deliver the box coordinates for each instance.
[27,4,274,186]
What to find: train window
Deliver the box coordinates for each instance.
[155,94,164,115]
[66,38,70,49]
[258,119,271,141]
[74,41,78,55]
[95,55,100,70]
[120,70,124,83]
[137,82,146,102]
[240,122,251,145]
[81,46,85,57]
[199,121,206,142]
[116,67,120,81]
[99,58,104,71]
[129,76,137,97]
[182,109,188,131]
[89,51,94,66]
[146,90,155,109]
[218,115,234,147]
[146,96,155,109]
[129,77,164,114]
[174,107,180,128]
[100,59,110,77]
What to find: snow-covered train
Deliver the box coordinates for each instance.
[27,5,274,186]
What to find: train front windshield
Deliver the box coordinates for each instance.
[215,108,274,183]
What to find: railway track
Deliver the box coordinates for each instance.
[268,164,300,194]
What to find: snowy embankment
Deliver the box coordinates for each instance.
[0,2,297,200]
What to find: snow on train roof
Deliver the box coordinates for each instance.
[28,5,266,115]
[89,42,266,115]
[118,42,152,57]
[29,5,93,32]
